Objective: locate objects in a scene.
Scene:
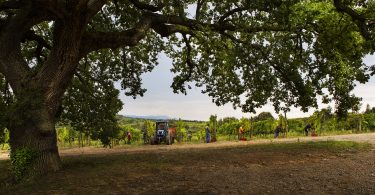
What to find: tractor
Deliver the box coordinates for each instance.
[151,121,176,145]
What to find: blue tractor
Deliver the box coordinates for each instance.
[151,121,174,145]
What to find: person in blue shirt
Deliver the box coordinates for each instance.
[304,123,313,136]
[274,124,282,138]
[205,125,211,143]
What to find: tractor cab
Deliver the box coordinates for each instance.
[156,121,168,138]
[151,121,172,145]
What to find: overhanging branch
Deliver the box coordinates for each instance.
[80,17,152,55]
[334,0,373,40]
[81,11,290,56]
[218,7,248,24]
[23,30,51,50]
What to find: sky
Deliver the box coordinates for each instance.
[118,54,375,121]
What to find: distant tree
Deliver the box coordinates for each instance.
[254,112,274,121]
[222,117,238,124]
[57,127,68,144]
[364,104,375,114]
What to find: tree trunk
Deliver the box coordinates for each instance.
[8,105,61,180]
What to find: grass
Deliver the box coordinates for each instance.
[0,140,373,193]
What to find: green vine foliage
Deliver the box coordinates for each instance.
[10,148,37,181]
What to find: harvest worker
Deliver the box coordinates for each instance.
[274,124,282,138]
[127,131,132,144]
[239,126,244,140]
[143,130,147,144]
[142,126,147,144]
[205,125,211,143]
[304,123,312,136]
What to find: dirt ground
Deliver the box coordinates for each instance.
[1,133,374,160]
[0,133,375,194]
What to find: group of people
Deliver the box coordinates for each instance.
[138,122,316,144]
[274,123,315,138]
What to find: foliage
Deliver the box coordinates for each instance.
[363,113,375,130]
[252,119,278,136]
[10,148,37,181]
[287,119,306,134]
[57,127,68,144]
[61,68,123,147]
[218,120,241,135]
[240,117,251,133]
[365,104,375,114]
[176,119,187,142]
[0,74,11,140]
[208,115,218,141]
[253,112,274,121]
[120,125,142,142]
[97,125,122,148]
[196,129,206,142]
[143,120,155,141]
[0,128,9,149]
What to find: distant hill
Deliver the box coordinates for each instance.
[123,115,172,120]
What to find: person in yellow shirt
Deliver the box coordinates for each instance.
[239,126,244,140]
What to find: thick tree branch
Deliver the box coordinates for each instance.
[33,13,90,113]
[0,0,64,92]
[334,0,373,40]
[0,1,34,92]
[182,34,194,78]
[23,30,52,50]
[81,17,152,55]
[21,30,52,63]
[81,11,289,56]
[87,0,108,19]
[218,7,248,24]
[195,0,206,21]
[147,12,289,34]
[171,34,196,94]
[74,72,97,98]
[152,23,194,37]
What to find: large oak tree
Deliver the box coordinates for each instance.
[0,0,374,179]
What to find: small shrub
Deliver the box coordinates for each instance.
[10,147,37,181]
